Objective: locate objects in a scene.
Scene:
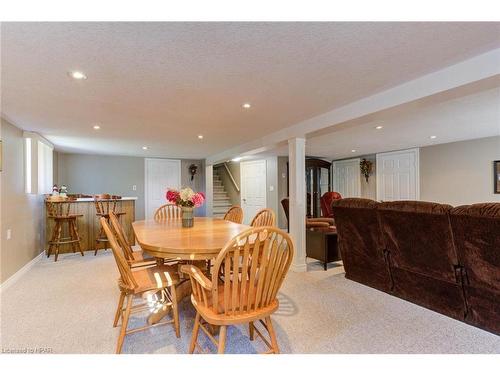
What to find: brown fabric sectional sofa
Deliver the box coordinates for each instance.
[331,198,500,335]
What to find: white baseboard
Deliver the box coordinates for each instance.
[0,251,44,293]
[290,262,307,273]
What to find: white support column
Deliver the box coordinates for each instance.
[205,164,213,217]
[288,137,307,272]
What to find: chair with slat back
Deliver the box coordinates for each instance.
[109,212,156,268]
[154,203,182,221]
[250,208,276,227]
[101,217,181,353]
[223,206,244,224]
[180,226,294,354]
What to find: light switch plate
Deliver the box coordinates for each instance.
[6,229,12,240]
[132,185,137,191]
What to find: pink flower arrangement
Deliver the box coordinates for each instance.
[166,187,205,208]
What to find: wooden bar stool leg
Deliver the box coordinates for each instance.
[95,224,104,256]
[47,221,57,258]
[68,220,77,253]
[217,326,227,354]
[116,294,133,354]
[189,312,201,354]
[54,221,63,262]
[71,219,84,256]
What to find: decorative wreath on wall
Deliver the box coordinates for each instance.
[189,164,198,181]
[360,158,373,183]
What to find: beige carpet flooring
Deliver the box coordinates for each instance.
[1,251,499,354]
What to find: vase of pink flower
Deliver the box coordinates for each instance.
[166,187,205,228]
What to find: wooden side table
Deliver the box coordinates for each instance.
[306,227,341,270]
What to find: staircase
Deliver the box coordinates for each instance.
[213,168,233,218]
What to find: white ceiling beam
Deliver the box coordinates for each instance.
[206,48,500,165]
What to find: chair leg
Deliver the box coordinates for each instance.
[68,221,76,253]
[217,326,227,354]
[116,294,132,354]
[113,292,126,327]
[170,286,180,338]
[189,312,201,354]
[249,321,255,341]
[265,317,280,354]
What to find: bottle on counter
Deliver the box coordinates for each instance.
[59,185,68,198]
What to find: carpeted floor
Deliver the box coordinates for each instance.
[1,251,499,354]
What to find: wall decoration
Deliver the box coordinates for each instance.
[189,163,198,181]
[495,160,500,194]
[360,158,373,183]
[0,140,2,172]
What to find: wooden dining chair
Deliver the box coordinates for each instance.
[223,206,243,224]
[180,226,294,354]
[250,208,276,227]
[154,203,182,221]
[109,212,156,269]
[101,217,181,354]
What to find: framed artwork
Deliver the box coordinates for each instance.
[495,160,500,194]
[0,140,2,172]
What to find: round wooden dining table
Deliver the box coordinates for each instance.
[132,217,250,261]
[132,217,250,325]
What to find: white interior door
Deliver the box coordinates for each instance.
[240,160,267,224]
[145,158,181,219]
[332,158,361,198]
[376,148,419,202]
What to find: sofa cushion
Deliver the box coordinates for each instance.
[331,198,392,292]
[450,203,500,333]
[378,200,458,283]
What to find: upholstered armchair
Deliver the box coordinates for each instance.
[320,192,342,218]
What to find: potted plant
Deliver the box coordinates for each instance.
[166,187,205,228]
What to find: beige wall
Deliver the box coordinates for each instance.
[420,136,500,206]
[55,153,206,220]
[1,119,44,283]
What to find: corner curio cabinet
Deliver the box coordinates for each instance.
[287,158,332,218]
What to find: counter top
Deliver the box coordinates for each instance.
[74,196,138,202]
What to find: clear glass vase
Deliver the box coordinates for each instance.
[181,206,194,228]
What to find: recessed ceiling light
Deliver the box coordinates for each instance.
[93,125,101,130]
[375,125,383,130]
[69,71,87,80]
[242,103,251,109]
[142,146,148,150]
[430,135,437,139]
[232,157,243,162]
[351,149,356,153]
[198,134,204,139]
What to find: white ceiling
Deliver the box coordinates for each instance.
[262,84,500,160]
[2,22,500,158]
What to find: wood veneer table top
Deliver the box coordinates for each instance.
[132,217,250,260]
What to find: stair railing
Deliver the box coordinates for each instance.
[215,162,240,193]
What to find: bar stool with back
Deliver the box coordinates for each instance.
[45,196,84,262]
[94,194,127,255]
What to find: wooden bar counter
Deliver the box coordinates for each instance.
[45,197,136,254]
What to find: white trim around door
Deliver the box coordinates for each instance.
[376,148,420,202]
[145,158,181,219]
